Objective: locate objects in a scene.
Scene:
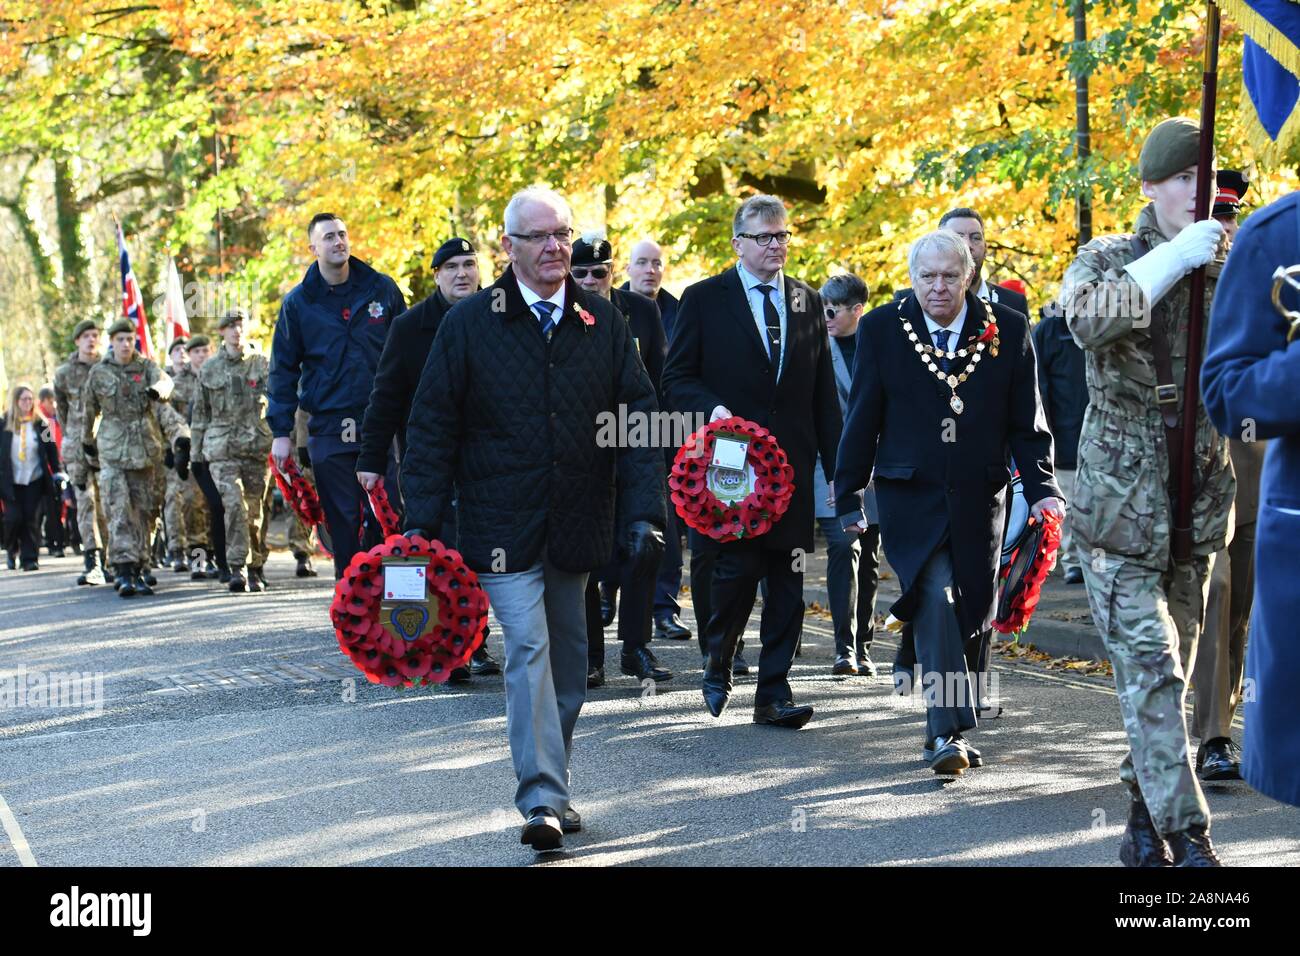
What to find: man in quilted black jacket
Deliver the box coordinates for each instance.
[401,187,666,853]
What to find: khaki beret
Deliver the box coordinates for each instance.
[1139,117,1211,183]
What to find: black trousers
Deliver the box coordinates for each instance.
[306,434,399,578]
[587,555,656,667]
[653,511,687,619]
[4,482,46,564]
[687,533,717,658]
[43,479,66,549]
[191,461,228,570]
[705,542,804,707]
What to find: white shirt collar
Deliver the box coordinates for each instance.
[922,301,968,339]
[975,279,992,302]
[516,275,566,316]
[736,260,784,295]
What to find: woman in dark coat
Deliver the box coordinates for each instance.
[2,385,60,571]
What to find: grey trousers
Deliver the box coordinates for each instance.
[478,555,590,819]
[913,545,977,742]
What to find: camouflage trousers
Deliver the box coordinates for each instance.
[99,465,157,566]
[288,513,314,556]
[68,463,108,552]
[164,470,208,553]
[210,457,268,569]
[1082,555,1211,836]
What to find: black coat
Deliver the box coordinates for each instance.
[620,283,680,341]
[357,288,455,474]
[401,266,666,574]
[1031,307,1086,469]
[0,417,59,503]
[833,292,1059,639]
[662,266,843,553]
[610,286,666,393]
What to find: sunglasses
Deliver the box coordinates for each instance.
[571,266,610,279]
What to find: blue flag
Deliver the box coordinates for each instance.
[1223,0,1300,157]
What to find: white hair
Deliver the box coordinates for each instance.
[580,229,607,245]
[907,229,975,283]
[504,187,573,234]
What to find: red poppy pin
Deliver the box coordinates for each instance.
[977,323,999,344]
[132,374,142,382]
[577,307,596,328]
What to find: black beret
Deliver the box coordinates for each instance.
[571,236,612,266]
[432,237,475,270]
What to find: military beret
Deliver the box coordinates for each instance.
[217,308,248,330]
[1214,169,1251,218]
[70,319,100,343]
[106,318,135,337]
[1139,117,1211,183]
[432,237,476,270]
[168,337,189,353]
[185,334,210,351]
[571,236,612,266]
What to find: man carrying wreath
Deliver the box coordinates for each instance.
[662,194,844,729]
[834,230,1062,774]
[401,187,666,853]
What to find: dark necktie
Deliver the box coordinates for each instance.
[933,329,953,374]
[533,301,558,342]
[755,283,781,375]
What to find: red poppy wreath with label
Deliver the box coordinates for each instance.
[669,417,795,543]
[268,454,329,551]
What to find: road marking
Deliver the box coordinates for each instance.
[0,792,37,867]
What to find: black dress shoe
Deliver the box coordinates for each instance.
[922,734,983,768]
[217,566,231,584]
[702,662,733,717]
[448,665,472,684]
[831,654,858,676]
[1118,794,1173,867]
[856,648,878,678]
[925,735,970,775]
[561,806,582,834]
[586,665,605,689]
[654,614,691,641]
[1063,566,1084,584]
[21,561,39,572]
[1197,738,1242,781]
[753,700,814,728]
[470,647,501,676]
[521,808,564,852]
[620,646,673,682]
[732,650,751,676]
[295,553,318,577]
[599,582,616,627]
[1168,825,1222,866]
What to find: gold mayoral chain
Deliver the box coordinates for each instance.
[898,306,999,416]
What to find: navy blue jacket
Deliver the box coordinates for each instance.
[621,282,680,341]
[267,257,406,439]
[1202,190,1300,808]
[1032,306,1087,469]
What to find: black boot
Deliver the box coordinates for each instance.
[228,566,248,593]
[294,552,318,577]
[1168,825,1223,867]
[134,563,155,595]
[116,564,137,598]
[171,549,190,572]
[191,557,208,581]
[251,566,269,591]
[1118,794,1173,867]
[77,549,106,586]
[247,566,266,593]
[217,563,231,584]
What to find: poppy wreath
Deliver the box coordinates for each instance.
[269,454,327,531]
[329,532,490,687]
[668,417,795,543]
[365,479,402,538]
[992,511,1063,636]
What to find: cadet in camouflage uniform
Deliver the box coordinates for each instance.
[163,337,210,573]
[53,319,111,586]
[82,318,191,597]
[191,309,273,593]
[1060,118,1234,867]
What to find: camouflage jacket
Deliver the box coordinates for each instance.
[1060,202,1234,570]
[191,344,273,463]
[83,356,189,471]
[170,364,201,420]
[52,350,99,468]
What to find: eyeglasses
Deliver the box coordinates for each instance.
[571,266,610,279]
[507,228,574,245]
[824,306,844,319]
[736,231,792,247]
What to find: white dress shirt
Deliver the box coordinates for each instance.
[736,260,787,379]
[922,302,968,351]
[9,422,41,486]
[516,276,567,326]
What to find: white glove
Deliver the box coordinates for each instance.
[1123,219,1223,307]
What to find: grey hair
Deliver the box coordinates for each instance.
[504,187,573,234]
[819,273,869,307]
[732,194,787,235]
[908,229,975,283]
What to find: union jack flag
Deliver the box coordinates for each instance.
[116,222,153,358]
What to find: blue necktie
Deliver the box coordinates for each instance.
[933,329,952,374]
[534,301,558,341]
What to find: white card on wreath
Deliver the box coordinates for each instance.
[383,565,426,601]
[711,436,749,472]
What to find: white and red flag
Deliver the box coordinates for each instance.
[162,256,189,350]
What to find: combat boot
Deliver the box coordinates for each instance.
[143,566,157,587]
[247,567,266,593]
[1118,794,1173,867]
[77,549,106,586]
[134,564,155,596]
[218,563,231,584]
[171,549,190,573]
[294,553,317,578]
[228,566,248,593]
[116,564,137,598]
[191,557,208,581]
[1168,825,1222,867]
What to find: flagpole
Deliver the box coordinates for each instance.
[1173,0,1221,563]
